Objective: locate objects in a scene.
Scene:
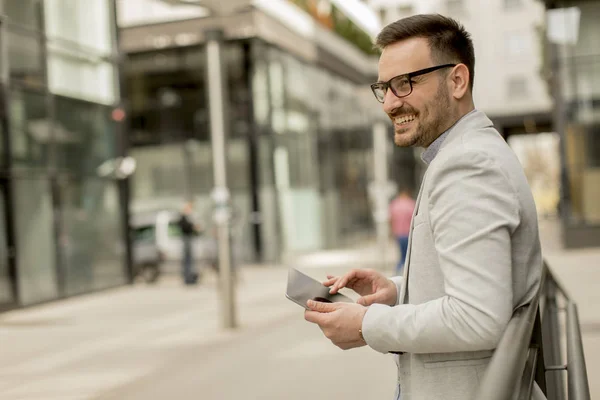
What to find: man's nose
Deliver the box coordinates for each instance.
[382,90,403,114]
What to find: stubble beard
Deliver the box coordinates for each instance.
[394,83,452,148]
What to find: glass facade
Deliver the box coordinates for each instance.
[548,2,600,226]
[0,0,127,308]
[0,182,14,306]
[124,35,378,262]
[126,42,256,260]
[257,43,375,252]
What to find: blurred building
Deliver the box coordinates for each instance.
[368,0,554,137]
[0,0,129,310]
[117,0,409,263]
[540,0,600,247]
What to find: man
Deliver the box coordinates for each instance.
[304,14,543,400]
[389,189,416,274]
[178,201,200,285]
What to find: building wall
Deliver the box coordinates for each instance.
[542,1,600,230]
[0,0,126,308]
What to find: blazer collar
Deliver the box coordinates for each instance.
[436,109,495,154]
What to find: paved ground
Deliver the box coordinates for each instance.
[0,217,597,399]
[0,243,398,400]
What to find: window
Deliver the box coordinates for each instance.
[379,8,387,25]
[13,178,59,305]
[504,0,522,10]
[8,88,50,170]
[4,0,42,30]
[505,31,532,57]
[47,50,117,105]
[0,92,5,169]
[507,76,528,98]
[397,6,413,18]
[0,193,14,304]
[58,178,124,295]
[7,29,45,87]
[446,0,464,15]
[44,0,117,104]
[44,0,113,55]
[54,96,117,176]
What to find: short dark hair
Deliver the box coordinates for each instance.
[375,14,475,92]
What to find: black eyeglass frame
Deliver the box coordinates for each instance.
[370,64,457,103]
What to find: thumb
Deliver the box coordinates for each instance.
[307,299,338,313]
[357,294,380,306]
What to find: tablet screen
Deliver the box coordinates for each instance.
[286,268,352,309]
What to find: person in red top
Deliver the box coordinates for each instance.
[389,188,416,274]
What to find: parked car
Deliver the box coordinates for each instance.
[131,209,218,282]
[131,212,164,283]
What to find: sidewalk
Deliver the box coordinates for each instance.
[0,243,398,400]
[0,267,295,399]
[0,219,597,399]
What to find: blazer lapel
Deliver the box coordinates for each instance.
[396,111,494,305]
[397,111,494,305]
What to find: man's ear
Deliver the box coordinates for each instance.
[450,64,470,99]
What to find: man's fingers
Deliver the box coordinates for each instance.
[304,301,338,324]
[323,277,338,287]
[357,294,376,306]
[330,274,354,294]
[306,299,338,313]
[304,310,324,324]
[328,268,367,293]
[359,292,387,306]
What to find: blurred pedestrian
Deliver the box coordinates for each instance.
[304,14,544,400]
[178,201,200,285]
[389,189,416,275]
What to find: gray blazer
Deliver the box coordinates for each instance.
[362,110,543,400]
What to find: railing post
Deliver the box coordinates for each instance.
[566,302,591,400]
[518,347,539,400]
[532,308,548,395]
[542,275,566,400]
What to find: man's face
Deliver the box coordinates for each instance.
[378,38,453,148]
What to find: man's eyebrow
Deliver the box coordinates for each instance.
[378,72,410,83]
[376,75,393,83]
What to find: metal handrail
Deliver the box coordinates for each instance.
[567,302,591,399]
[473,261,591,400]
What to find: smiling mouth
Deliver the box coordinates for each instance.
[394,114,416,126]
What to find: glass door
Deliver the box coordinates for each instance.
[0,181,17,308]
[0,12,19,309]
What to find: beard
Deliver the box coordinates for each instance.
[392,82,453,148]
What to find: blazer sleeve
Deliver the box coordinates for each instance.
[390,276,403,306]
[362,149,520,354]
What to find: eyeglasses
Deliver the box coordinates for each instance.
[370,64,457,103]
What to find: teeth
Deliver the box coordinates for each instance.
[395,114,416,124]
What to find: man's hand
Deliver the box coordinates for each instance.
[324,269,397,306]
[304,300,368,350]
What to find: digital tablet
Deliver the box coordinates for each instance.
[285,268,352,309]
